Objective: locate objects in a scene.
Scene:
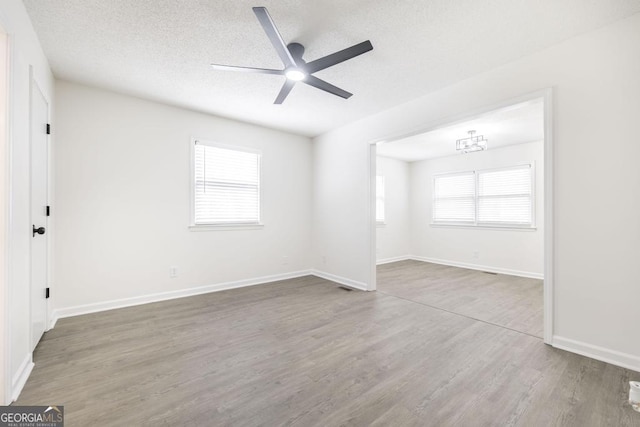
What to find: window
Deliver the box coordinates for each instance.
[192,140,261,226]
[433,172,475,223]
[477,165,532,225]
[433,164,533,228]
[376,175,385,223]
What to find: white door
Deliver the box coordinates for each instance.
[30,79,48,351]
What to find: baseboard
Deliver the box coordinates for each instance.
[11,354,34,402]
[48,315,58,330]
[51,270,313,324]
[409,255,544,280]
[376,255,411,265]
[311,270,370,291]
[553,336,640,373]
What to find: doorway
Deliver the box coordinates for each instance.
[29,76,49,351]
[370,90,554,343]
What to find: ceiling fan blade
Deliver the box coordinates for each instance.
[274,80,296,104]
[210,64,283,75]
[305,40,373,74]
[303,75,352,99]
[252,7,297,68]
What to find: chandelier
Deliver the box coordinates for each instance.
[456,130,488,153]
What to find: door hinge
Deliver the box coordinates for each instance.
[46,123,51,135]
[46,205,50,216]
[45,287,50,299]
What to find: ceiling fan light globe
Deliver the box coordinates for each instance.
[285,69,306,81]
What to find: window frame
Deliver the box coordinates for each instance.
[189,138,263,230]
[431,162,536,230]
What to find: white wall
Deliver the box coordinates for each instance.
[376,156,410,263]
[312,14,640,369]
[0,0,55,403]
[312,131,372,289]
[54,81,312,311]
[410,141,543,278]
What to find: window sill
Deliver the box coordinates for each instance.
[430,223,537,232]
[189,223,264,231]
[376,221,386,228]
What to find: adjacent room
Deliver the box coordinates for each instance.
[2,1,640,425]
[375,99,545,338]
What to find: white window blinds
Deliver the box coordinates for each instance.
[478,165,532,225]
[376,175,385,223]
[193,141,261,225]
[433,172,475,223]
[433,164,534,227]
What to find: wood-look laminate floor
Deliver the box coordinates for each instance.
[17,275,640,426]
[377,260,544,338]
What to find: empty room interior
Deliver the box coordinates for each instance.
[1,1,640,425]
[375,99,545,338]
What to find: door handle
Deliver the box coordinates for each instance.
[32,225,46,236]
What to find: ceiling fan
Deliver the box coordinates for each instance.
[210,7,373,104]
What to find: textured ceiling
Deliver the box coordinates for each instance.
[377,98,543,162]
[23,0,640,137]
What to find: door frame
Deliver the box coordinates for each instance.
[28,69,50,351]
[0,21,10,405]
[368,88,555,344]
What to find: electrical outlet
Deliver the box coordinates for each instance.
[473,251,479,259]
[322,256,326,265]
[282,255,289,265]
[169,266,178,278]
